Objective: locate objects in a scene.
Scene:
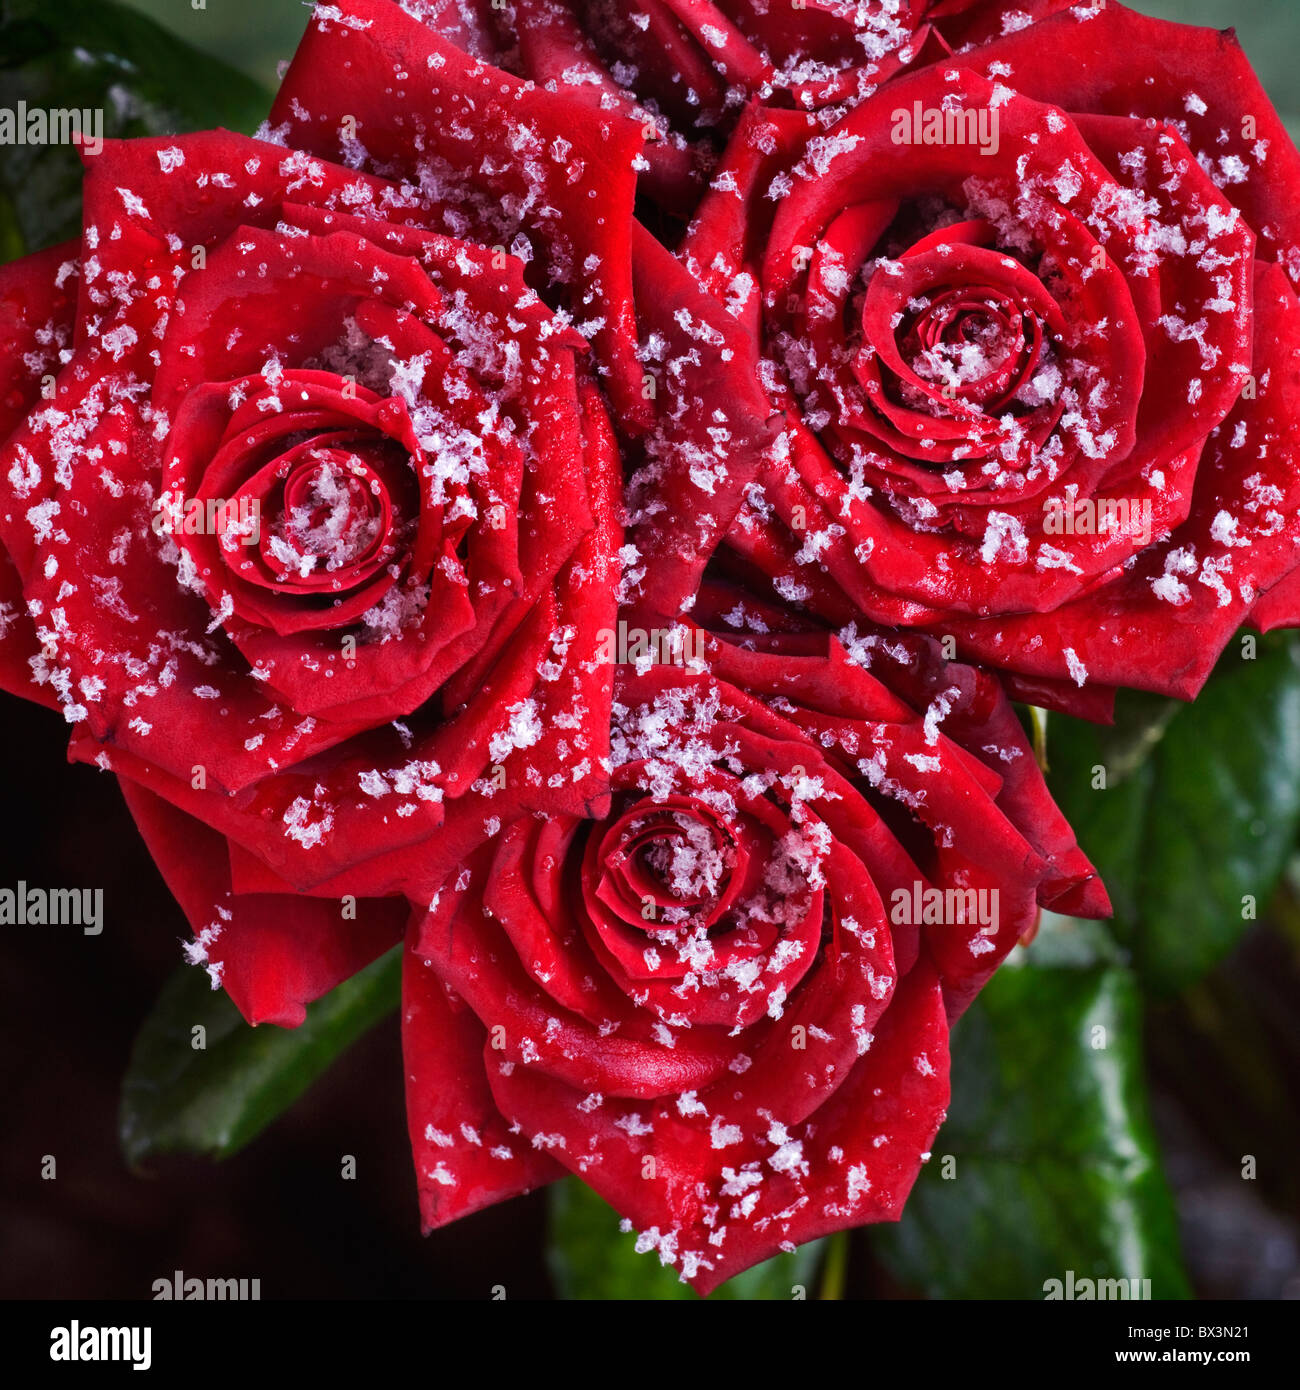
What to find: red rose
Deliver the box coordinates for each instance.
[399,586,1105,1291]
[644,3,1300,716]
[413,0,945,211]
[0,1,652,1023]
[0,0,1119,1292]
[271,0,786,718]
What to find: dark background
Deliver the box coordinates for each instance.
[0,696,557,1298]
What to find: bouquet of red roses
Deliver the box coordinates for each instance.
[3,0,1298,1299]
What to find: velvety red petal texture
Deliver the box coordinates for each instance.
[269,0,651,430]
[399,623,1104,1288]
[119,779,404,1028]
[0,243,79,707]
[937,0,1300,288]
[415,0,936,213]
[624,226,783,615]
[0,80,626,903]
[490,959,949,1295]
[628,3,1300,709]
[12,0,1282,1298]
[403,932,566,1229]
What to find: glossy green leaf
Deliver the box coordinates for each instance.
[873,918,1190,1299]
[0,0,270,254]
[548,1177,826,1300]
[119,946,400,1165]
[1047,635,1300,994]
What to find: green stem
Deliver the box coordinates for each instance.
[819,1232,850,1301]
[1029,705,1050,774]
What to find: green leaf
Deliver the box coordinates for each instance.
[1047,634,1300,994]
[121,0,312,91]
[873,918,1191,1299]
[547,1177,826,1300]
[119,946,400,1166]
[0,0,271,254]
